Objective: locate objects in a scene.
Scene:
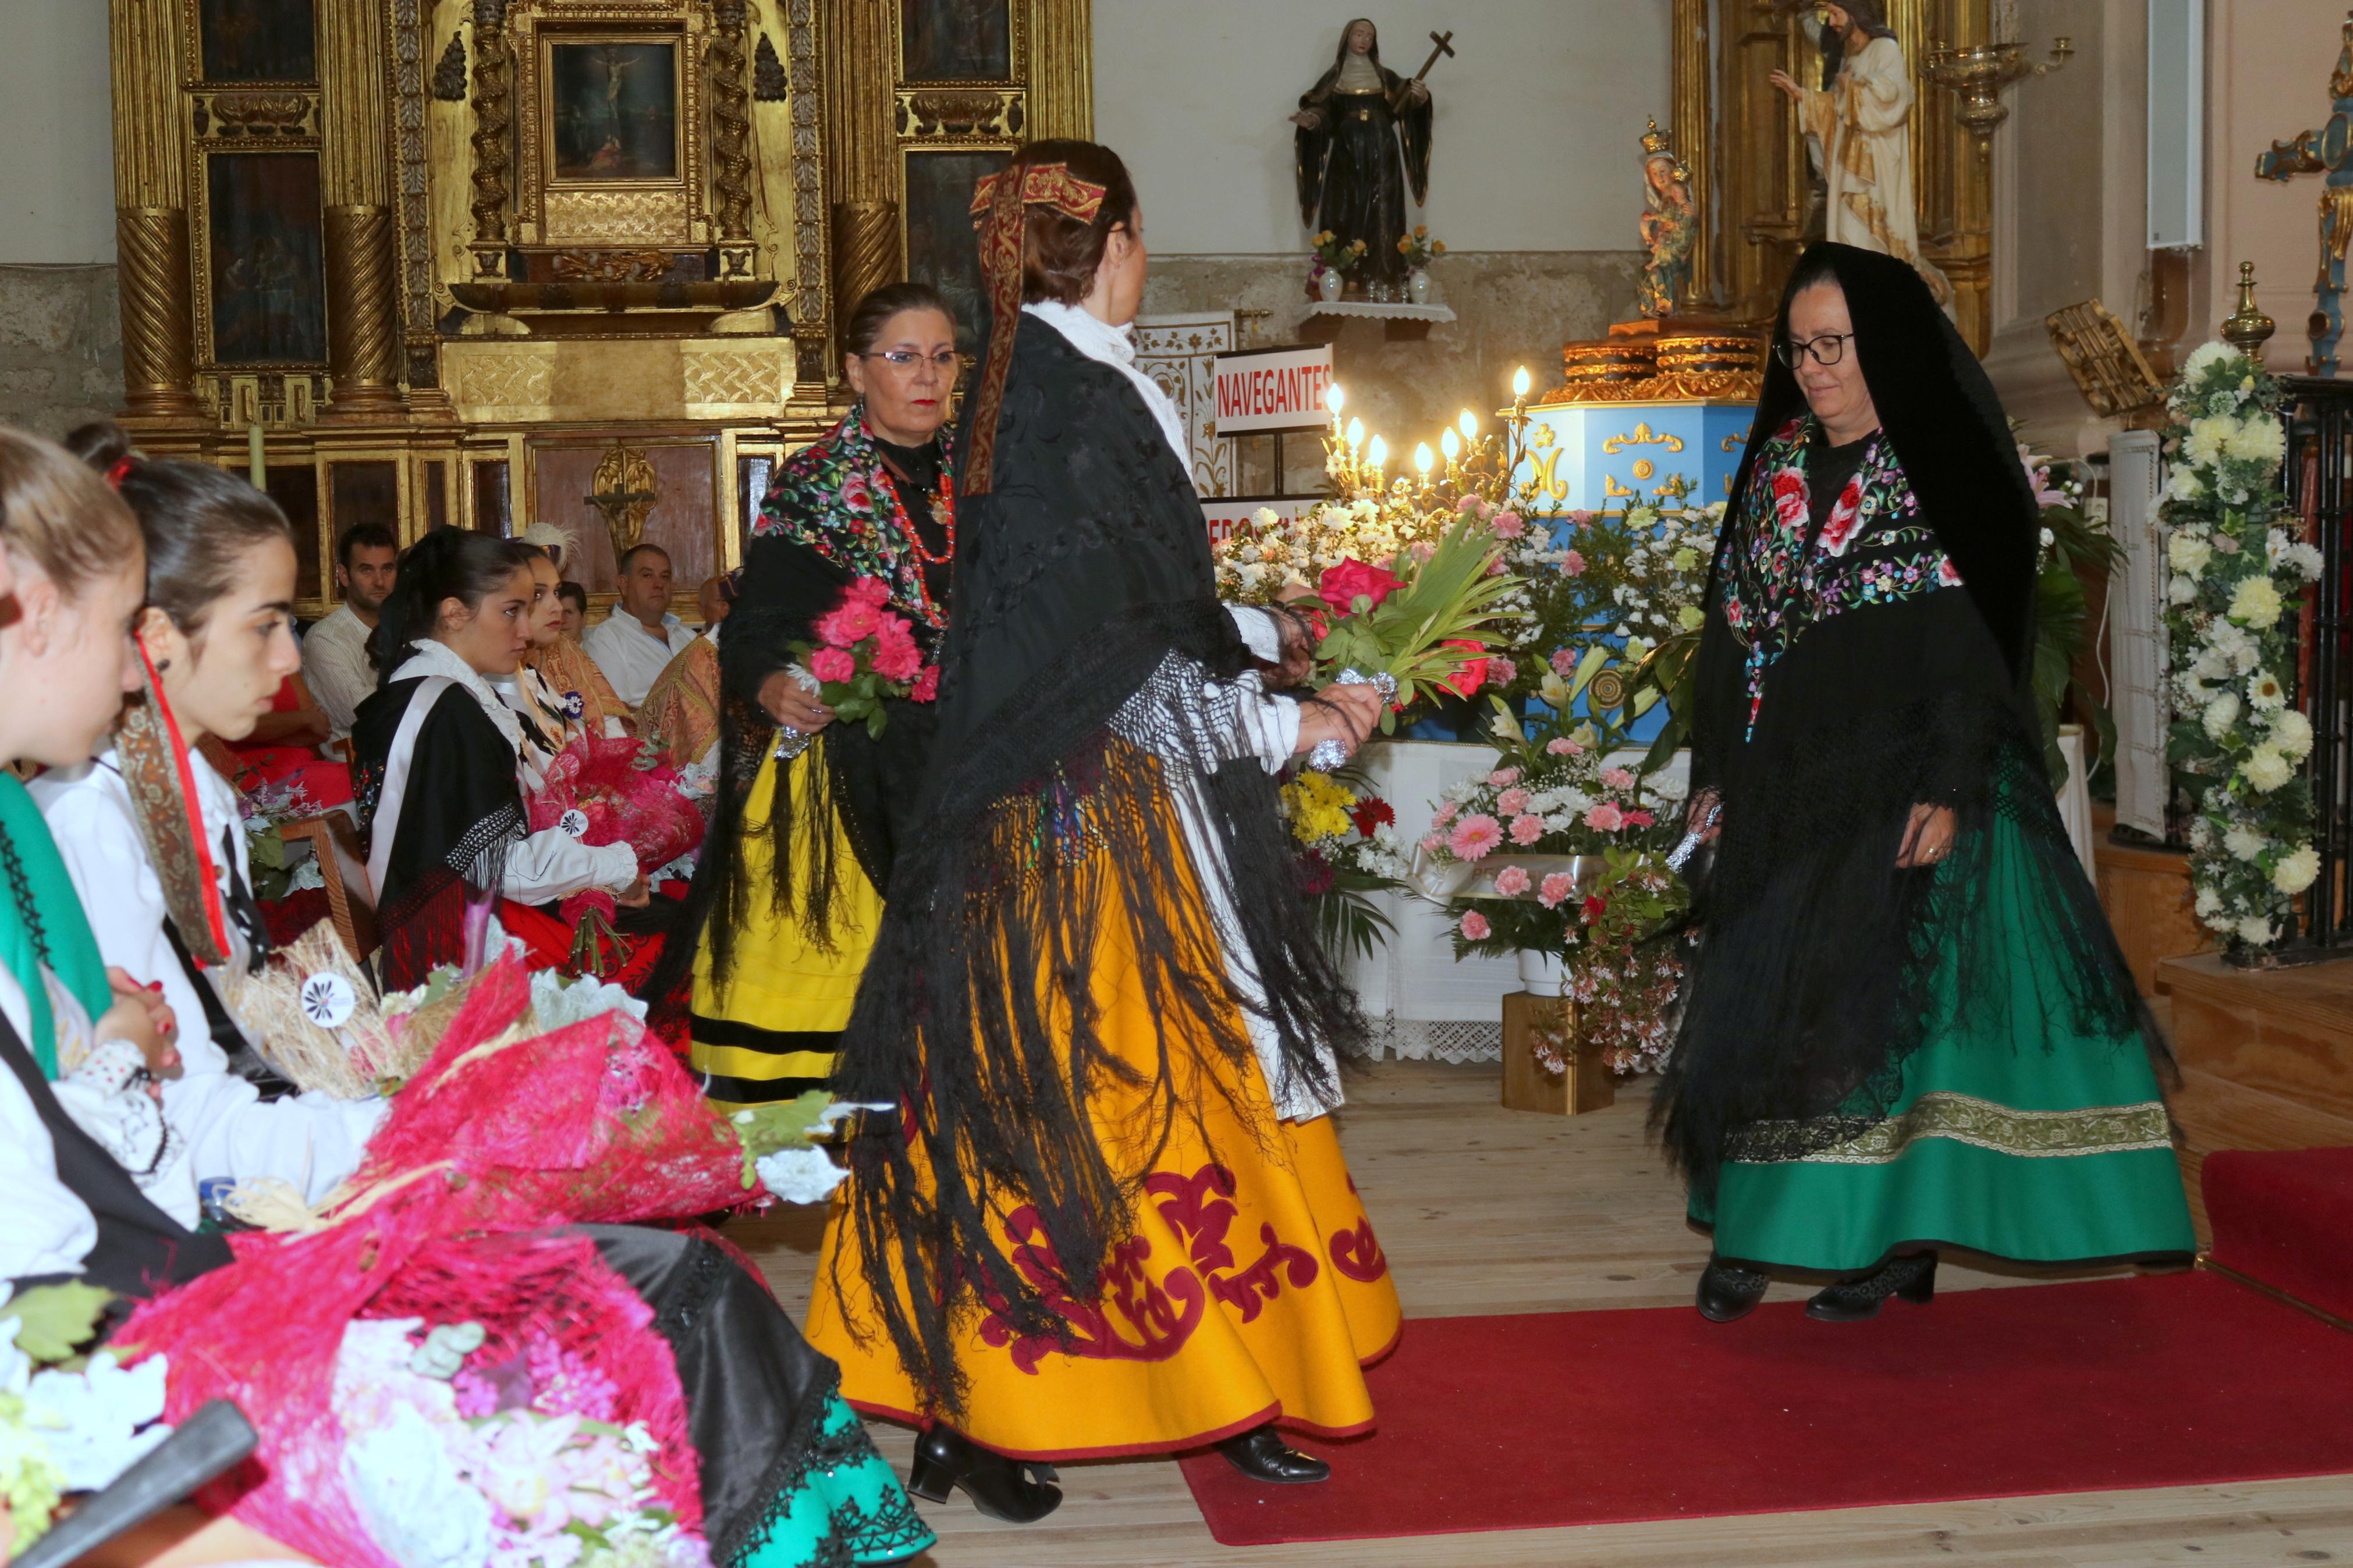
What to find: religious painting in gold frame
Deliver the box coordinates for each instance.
[509,6,709,251]
[546,37,683,184]
[900,0,1013,82]
[903,147,1009,352]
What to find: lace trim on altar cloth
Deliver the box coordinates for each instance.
[1725,1091,2174,1166]
[1364,1014,1502,1064]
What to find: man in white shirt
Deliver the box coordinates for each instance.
[582,542,698,707]
[302,521,398,749]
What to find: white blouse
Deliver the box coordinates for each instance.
[0,962,100,1282]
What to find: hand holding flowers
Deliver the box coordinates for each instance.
[789,577,938,739]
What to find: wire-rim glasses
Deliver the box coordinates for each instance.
[861,349,961,373]
[1777,332,1855,368]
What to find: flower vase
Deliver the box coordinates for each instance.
[1408,267,1433,305]
[1516,948,1568,997]
[1317,266,1346,303]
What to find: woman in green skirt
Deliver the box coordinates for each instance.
[1663,241,2194,1321]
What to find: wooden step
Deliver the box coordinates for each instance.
[2159,951,2353,1125]
[2092,808,2208,995]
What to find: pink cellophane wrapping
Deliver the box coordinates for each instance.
[115,954,753,1562]
[529,736,705,930]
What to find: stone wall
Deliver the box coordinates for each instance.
[1143,250,1644,493]
[0,265,122,441]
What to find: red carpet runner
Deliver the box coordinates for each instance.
[2203,1146,2353,1323]
[1179,1272,2353,1545]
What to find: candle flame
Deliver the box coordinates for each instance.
[1346,417,1364,449]
[1440,428,1461,460]
[1414,442,1433,475]
[1326,382,1346,414]
[1367,434,1387,469]
[1458,409,1479,440]
[1511,365,1532,399]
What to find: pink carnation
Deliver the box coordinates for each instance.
[1601,767,1637,791]
[1562,550,1587,577]
[1496,787,1531,815]
[1550,648,1579,678]
[1538,872,1576,909]
[1447,813,1503,861]
[1488,767,1521,787]
[1456,495,1483,515]
[846,576,892,606]
[808,646,857,684]
[1510,813,1546,845]
[1458,910,1492,940]
[1433,801,1460,828]
[1492,510,1524,539]
[1584,802,1626,831]
[1623,809,1655,829]
[1546,737,1583,756]
[1419,833,1445,854]
[1568,509,1596,525]
[1493,865,1531,896]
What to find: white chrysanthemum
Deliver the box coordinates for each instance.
[2184,340,2234,376]
[2244,746,2295,792]
[2274,845,2322,895]
[2272,707,2315,760]
[2230,575,2284,628]
[2184,415,2235,468]
[2190,644,2233,681]
[2236,914,2276,948]
[2167,531,2213,576]
[2167,574,2198,606]
[2224,824,2267,862]
[2166,465,2205,503]
[2286,542,2325,581]
[2188,817,2215,851]
[2194,886,2224,917]
[2247,669,2287,711]
[2202,691,2241,741]
[2226,414,2287,466]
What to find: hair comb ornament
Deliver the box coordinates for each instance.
[967,163,1109,227]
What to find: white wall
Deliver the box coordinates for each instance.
[0,0,116,264]
[1093,1,1671,257]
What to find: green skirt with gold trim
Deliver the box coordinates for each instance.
[1691,815,2196,1275]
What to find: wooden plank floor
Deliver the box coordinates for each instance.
[732,1058,2353,1567]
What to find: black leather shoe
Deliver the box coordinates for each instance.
[907,1426,1062,1523]
[1806,1251,1937,1322]
[1216,1424,1330,1484]
[1697,1253,1771,1322]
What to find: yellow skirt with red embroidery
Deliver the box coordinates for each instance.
[804,899,1401,1460]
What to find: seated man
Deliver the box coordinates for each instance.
[581,542,697,709]
[301,521,398,752]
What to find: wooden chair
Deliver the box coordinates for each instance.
[278,813,379,966]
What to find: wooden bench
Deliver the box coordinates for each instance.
[277,813,379,967]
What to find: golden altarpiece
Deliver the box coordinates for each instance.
[105,0,1091,617]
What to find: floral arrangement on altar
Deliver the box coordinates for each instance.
[1277,765,1414,959]
[1308,229,1368,291]
[1396,225,1444,269]
[793,577,939,737]
[2159,342,2320,959]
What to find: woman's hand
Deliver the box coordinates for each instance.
[1294,682,1383,763]
[1268,599,1319,690]
[614,876,652,909]
[757,669,832,734]
[1896,804,1957,869]
[99,968,180,1080]
[1685,788,1723,844]
[1767,68,1802,103]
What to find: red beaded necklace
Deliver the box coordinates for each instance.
[871,449,954,627]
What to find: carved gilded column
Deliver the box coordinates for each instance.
[711,0,756,277]
[822,0,897,358]
[1026,0,1094,141]
[470,0,515,280]
[109,0,202,422]
[320,0,404,415]
[1671,0,1711,306]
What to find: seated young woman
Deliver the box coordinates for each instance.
[35,429,385,1206]
[350,529,647,989]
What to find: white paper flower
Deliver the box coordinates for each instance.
[2229,576,2284,628]
[2226,414,2287,466]
[2202,692,2241,742]
[2184,415,2235,468]
[2247,670,2287,711]
[24,1352,171,1491]
[2244,746,2295,792]
[2166,465,2205,503]
[2236,914,2276,947]
[2274,845,2322,895]
[2184,341,2233,376]
[343,1400,495,1568]
[755,1147,849,1205]
[2167,531,2212,576]
[2167,574,2198,606]
[2224,824,2268,862]
[2272,707,2315,760]
[2286,542,2325,581]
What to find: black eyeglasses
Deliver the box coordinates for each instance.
[1777,332,1855,368]
[861,349,961,372]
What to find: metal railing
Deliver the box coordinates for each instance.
[2283,376,2353,950]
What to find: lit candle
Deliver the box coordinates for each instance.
[1440,428,1461,463]
[247,422,267,489]
[1458,409,1479,441]
[1346,417,1364,450]
[1326,381,1347,429]
[1367,433,1387,479]
[1414,442,1433,483]
[1511,365,1532,403]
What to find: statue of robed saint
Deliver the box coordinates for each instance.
[1291,19,1434,292]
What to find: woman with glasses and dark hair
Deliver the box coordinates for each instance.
[1662,241,2192,1325]
[655,282,963,1109]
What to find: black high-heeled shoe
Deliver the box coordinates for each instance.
[906,1426,1062,1523]
[1696,1253,1771,1322]
[1806,1251,1937,1322]
[1216,1424,1330,1484]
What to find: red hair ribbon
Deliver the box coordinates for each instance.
[962,161,1112,496]
[136,639,234,966]
[105,456,133,490]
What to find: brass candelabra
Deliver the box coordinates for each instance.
[1320,366,1539,509]
[1921,35,2072,154]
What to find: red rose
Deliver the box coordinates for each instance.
[1816,476,1865,556]
[809,647,857,684]
[1319,557,1404,616]
[1349,796,1396,837]
[1770,470,1808,531]
[872,638,924,682]
[910,664,941,702]
[847,576,892,606]
[1440,638,1488,697]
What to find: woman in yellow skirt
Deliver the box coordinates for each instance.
[815,140,1399,1524]
[654,282,963,1107]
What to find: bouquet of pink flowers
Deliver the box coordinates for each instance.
[794,577,939,738]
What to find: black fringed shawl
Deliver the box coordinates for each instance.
[831,321,1361,1413]
[1658,241,2156,1196]
[650,408,950,1007]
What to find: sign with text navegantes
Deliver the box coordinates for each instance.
[1210,344,1335,435]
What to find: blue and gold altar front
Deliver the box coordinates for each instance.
[1511,324,1765,515]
